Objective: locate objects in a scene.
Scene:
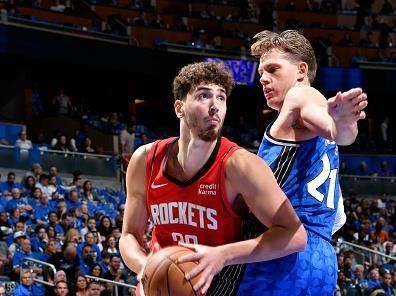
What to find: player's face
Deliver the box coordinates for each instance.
[180,83,227,142]
[258,49,300,111]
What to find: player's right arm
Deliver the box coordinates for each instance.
[285,85,367,145]
[119,143,153,274]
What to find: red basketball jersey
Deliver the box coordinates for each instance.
[146,137,243,248]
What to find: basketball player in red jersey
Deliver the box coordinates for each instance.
[119,62,307,295]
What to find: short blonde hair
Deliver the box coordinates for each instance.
[251,30,317,83]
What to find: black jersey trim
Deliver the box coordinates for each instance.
[163,137,221,187]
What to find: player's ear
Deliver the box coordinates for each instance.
[297,62,308,81]
[174,100,184,118]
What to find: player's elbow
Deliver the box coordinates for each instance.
[293,225,308,252]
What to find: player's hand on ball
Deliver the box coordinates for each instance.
[177,242,227,295]
[138,243,160,296]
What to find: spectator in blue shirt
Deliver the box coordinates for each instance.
[21,176,36,198]
[14,270,44,296]
[12,237,43,279]
[6,188,33,216]
[367,268,382,291]
[48,165,63,186]
[66,190,82,210]
[79,245,96,276]
[77,232,101,263]
[34,193,53,225]
[30,225,48,253]
[0,172,21,197]
[8,208,23,227]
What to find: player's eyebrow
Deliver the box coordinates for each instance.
[196,86,226,94]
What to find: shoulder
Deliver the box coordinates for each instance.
[131,142,155,159]
[225,148,265,174]
[284,84,326,109]
[126,142,156,170]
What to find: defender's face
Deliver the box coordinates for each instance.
[180,83,227,142]
[258,49,300,111]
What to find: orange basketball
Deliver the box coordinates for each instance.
[141,246,203,296]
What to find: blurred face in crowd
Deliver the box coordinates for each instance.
[0,286,5,296]
[33,188,42,199]
[57,201,67,213]
[15,221,25,232]
[63,215,74,227]
[49,166,58,175]
[19,131,27,141]
[338,271,346,282]
[392,272,396,283]
[344,257,352,269]
[354,267,364,279]
[91,265,102,277]
[33,164,43,175]
[88,282,102,296]
[49,175,57,186]
[21,238,32,253]
[7,174,15,184]
[112,227,121,239]
[361,219,371,230]
[85,232,94,245]
[107,236,116,248]
[26,176,35,188]
[382,273,392,286]
[102,217,111,228]
[48,212,58,223]
[69,191,79,203]
[82,246,93,260]
[55,281,69,296]
[40,193,49,205]
[84,181,92,191]
[46,239,58,254]
[110,256,121,271]
[0,212,7,223]
[102,255,111,267]
[11,188,21,199]
[91,231,99,244]
[80,204,89,216]
[20,271,33,286]
[55,270,67,283]
[76,275,87,290]
[47,226,56,238]
[59,136,67,145]
[37,227,47,239]
[87,219,96,231]
[370,269,380,281]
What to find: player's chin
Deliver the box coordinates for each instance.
[199,129,220,142]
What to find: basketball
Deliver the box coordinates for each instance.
[142,246,203,296]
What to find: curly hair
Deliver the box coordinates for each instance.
[172,62,233,101]
[251,30,317,83]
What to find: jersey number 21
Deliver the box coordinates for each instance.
[307,154,337,209]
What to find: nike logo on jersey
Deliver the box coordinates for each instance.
[151,182,168,189]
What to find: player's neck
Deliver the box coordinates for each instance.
[170,135,217,181]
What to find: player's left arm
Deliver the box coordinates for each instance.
[286,85,367,145]
[178,150,307,294]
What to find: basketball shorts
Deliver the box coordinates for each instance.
[237,232,337,296]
